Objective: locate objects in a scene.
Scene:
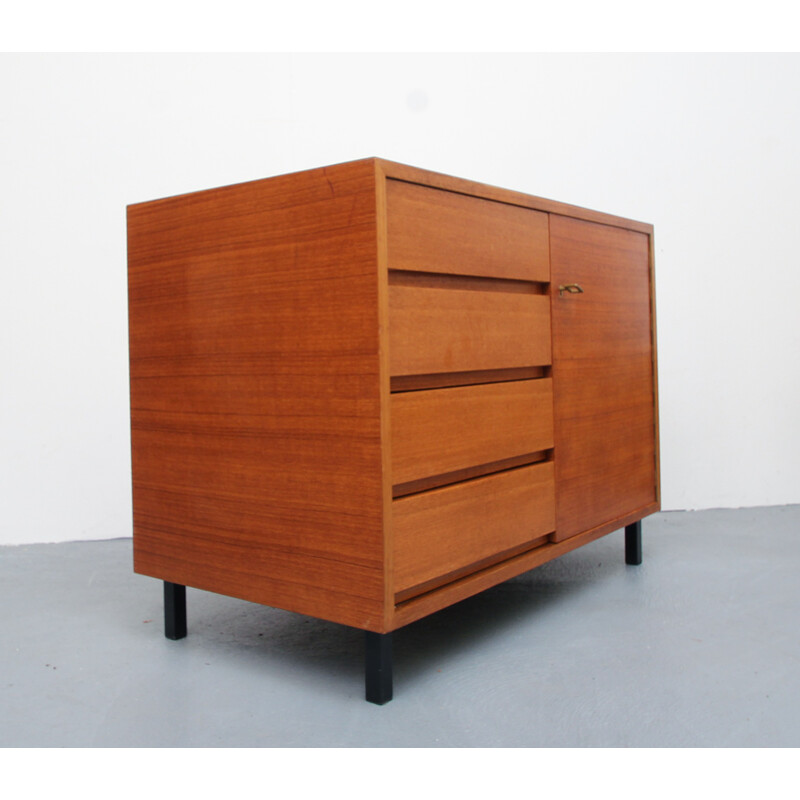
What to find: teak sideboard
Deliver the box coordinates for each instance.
[127,158,660,704]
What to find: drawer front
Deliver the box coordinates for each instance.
[386,180,549,282]
[391,379,554,488]
[393,462,556,596]
[389,285,551,376]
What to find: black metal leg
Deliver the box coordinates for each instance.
[625,521,642,565]
[365,631,393,705]
[164,581,187,640]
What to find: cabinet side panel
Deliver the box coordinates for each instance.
[127,161,385,629]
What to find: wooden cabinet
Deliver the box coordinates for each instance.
[127,158,659,703]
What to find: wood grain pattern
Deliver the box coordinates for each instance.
[549,215,658,542]
[648,229,662,506]
[377,158,654,235]
[386,180,550,281]
[391,379,554,486]
[388,269,546,294]
[392,463,555,596]
[392,452,549,499]
[389,285,551,376]
[127,157,659,640]
[128,158,386,630]
[394,534,551,604]
[391,500,658,628]
[374,160,396,630]
[390,367,546,393]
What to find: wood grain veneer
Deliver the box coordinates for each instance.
[389,285,551,376]
[386,179,550,281]
[392,463,555,597]
[392,452,550,499]
[549,215,658,541]
[376,158,653,235]
[391,379,554,487]
[128,157,659,643]
[390,366,546,393]
[393,502,656,628]
[128,158,386,630]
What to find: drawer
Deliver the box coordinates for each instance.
[386,180,549,282]
[389,284,551,376]
[391,379,554,488]
[393,462,556,596]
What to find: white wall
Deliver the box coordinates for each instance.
[1,53,798,545]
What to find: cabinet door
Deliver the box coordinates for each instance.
[550,215,658,541]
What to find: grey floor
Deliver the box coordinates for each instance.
[1,505,798,747]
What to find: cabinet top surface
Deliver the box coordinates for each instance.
[128,156,653,235]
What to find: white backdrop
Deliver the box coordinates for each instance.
[1,53,798,545]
